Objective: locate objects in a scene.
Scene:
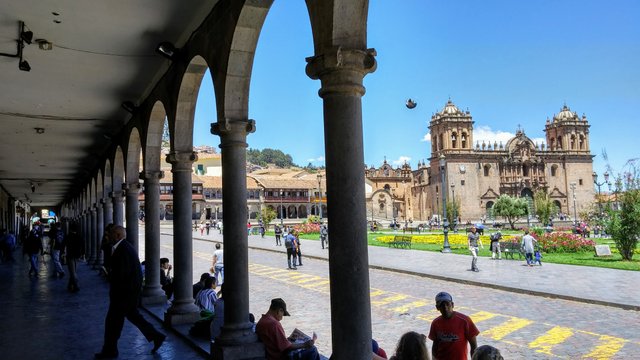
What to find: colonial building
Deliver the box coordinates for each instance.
[366,100,596,224]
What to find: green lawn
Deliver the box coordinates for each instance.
[269,230,640,271]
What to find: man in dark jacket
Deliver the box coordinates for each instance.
[95,225,166,359]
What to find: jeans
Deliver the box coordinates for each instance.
[525,252,534,265]
[286,248,297,269]
[52,249,65,275]
[288,346,320,360]
[29,253,39,274]
[470,247,479,271]
[214,264,224,285]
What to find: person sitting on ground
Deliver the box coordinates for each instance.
[255,298,319,360]
[388,331,430,360]
[372,339,389,359]
[471,345,503,360]
[195,275,217,312]
[193,272,211,299]
[160,257,173,299]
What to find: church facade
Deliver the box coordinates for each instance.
[366,100,596,224]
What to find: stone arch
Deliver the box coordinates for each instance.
[451,131,458,148]
[103,159,113,197]
[483,164,491,177]
[174,56,209,153]
[113,147,125,194]
[551,164,558,177]
[96,169,104,202]
[298,205,307,218]
[287,205,297,219]
[553,200,562,212]
[126,127,142,187]
[486,201,495,218]
[145,100,168,173]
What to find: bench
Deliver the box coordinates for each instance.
[403,227,421,234]
[500,241,523,260]
[388,235,412,249]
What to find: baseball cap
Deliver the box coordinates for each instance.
[435,291,453,305]
[271,298,290,316]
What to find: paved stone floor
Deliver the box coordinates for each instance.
[0,246,206,360]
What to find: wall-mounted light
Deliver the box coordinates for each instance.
[155,42,178,60]
[31,183,36,193]
[36,39,53,51]
[34,127,45,134]
[0,21,33,72]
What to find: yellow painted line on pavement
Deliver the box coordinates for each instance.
[482,317,533,340]
[369,289,386,298]
[304,280,330,288]
[582,335,626,359]
[390,300,430,314]
[416,309,443,322]
[529,326,574,355]
[295,276,324,284]
[469,311,498,324]
[371,294,409,306]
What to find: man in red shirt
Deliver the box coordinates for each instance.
[428,292,479,360]
[255,298,319,360]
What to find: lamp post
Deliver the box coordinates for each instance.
[279,189,284,226]
[570,182,577,228]
[450,182,456,233]
[317,174,323,221]
[439,154,451,253]
[592,171,609,218]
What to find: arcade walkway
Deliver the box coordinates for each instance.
[0,251,206,360]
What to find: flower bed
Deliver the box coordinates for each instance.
[512,232,596,253]
[377,234,516,247]
[293,223,321,235]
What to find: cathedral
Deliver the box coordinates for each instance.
[366,100,596,224]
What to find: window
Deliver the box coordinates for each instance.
[461,133,467,148]
[551,165,557,177]
[483,165,490,177]
[461,180,465,186]
[579,135,585,150]
[579,179,583,186]
[451,132,458,148]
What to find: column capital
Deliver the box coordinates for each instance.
[166,151,197,172]
[211,118,256,137]
[123,182,141,195]
[305,47,377,97]
[139,170,164,181]
[109,190,125,199]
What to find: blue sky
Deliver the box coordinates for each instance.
[194,0,639,181]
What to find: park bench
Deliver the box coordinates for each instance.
[388,235,412,249]
[500,241,523,260]
[403,227,421,234]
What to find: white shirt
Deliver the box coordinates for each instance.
[214,249,224,265]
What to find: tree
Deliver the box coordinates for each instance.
[261,207,277,231]
[492,194,528,230]
[533,190,557,226]
[247,148,296,168]
[604,159,640,261]
[446,199,460,227]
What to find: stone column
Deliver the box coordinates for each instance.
[82,210,89,262]
[96,201,104,266]
[104,197,114,228]
[164,151,200,324]
[124,183,141,251]
[306,47,377,359]
[211,118,259,355]
[141,170,166,304]
[89,206,98,265]
[112,190,124,227]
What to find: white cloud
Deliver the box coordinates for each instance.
[421,132,431,142]
[306,156,325,163]
[392,156,411,165]
[472,125,545,147]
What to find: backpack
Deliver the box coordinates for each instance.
[490,232,501,241]
[284,235,293,248]
[55,229,65,246]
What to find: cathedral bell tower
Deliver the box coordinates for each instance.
[544,104,591,153]
[428,99,474,158]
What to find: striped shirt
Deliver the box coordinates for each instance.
[195,288,218,312]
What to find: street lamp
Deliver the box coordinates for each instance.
[592,171,609,218]
[439,154,451,253]
[570,182,577,228]
[317,174,323,221]
[450,182,456,233]
[279,189,284,226]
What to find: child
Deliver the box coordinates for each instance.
[534,250,543,266]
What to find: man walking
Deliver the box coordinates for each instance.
[467,226,483,272]
[320,223,328,250]
[274,225,282,246]
[212,243,224,285]
[428,291,479,360]
[284,231,297,270]
[95,225,165,359]
[521,229,537,266]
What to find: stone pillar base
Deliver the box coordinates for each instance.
[164,310,200,326]
[210,341,265,360]
[140,294,167,306]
